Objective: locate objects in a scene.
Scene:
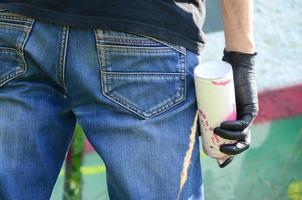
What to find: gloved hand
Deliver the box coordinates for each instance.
[214,49,259,168]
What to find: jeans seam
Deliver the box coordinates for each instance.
[183,48,187,102]
[94,28,110,93]
[58,25,69,94]
[21,17,34,70]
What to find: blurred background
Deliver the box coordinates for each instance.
[51,0,302,199]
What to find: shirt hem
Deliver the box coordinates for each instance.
[0,2,206,55]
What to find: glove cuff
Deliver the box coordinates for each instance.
[222,49,258,67]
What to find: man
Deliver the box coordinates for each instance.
[0,0,258,199]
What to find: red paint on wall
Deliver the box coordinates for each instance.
[254,84,302,123]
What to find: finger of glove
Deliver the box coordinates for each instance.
[214,127,246,140]
[220,114,253,131]
[220,141,250,155]
[219,156,234,168]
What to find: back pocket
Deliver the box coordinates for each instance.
[94,29,187,119]
[0,9,34,88]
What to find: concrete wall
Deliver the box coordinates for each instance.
[202,0,302,92]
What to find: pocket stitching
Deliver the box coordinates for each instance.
[94,29,187,119]
[101,73,187,119]
[99,45,185,73]
[123,31,186,55]
[0,15,34,27]
[100,71,187,119]
[0,18,34,88]
[101,45,180,54]
[0,48,26,87]
[96,29,186,55]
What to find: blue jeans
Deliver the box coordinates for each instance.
[0,9,204,200]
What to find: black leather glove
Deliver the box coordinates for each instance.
[214,49,259,168]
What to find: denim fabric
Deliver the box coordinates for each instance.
[0,9,204,200]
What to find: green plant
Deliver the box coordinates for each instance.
[63,124,85,200]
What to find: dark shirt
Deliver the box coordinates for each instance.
[0,0,206,54]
